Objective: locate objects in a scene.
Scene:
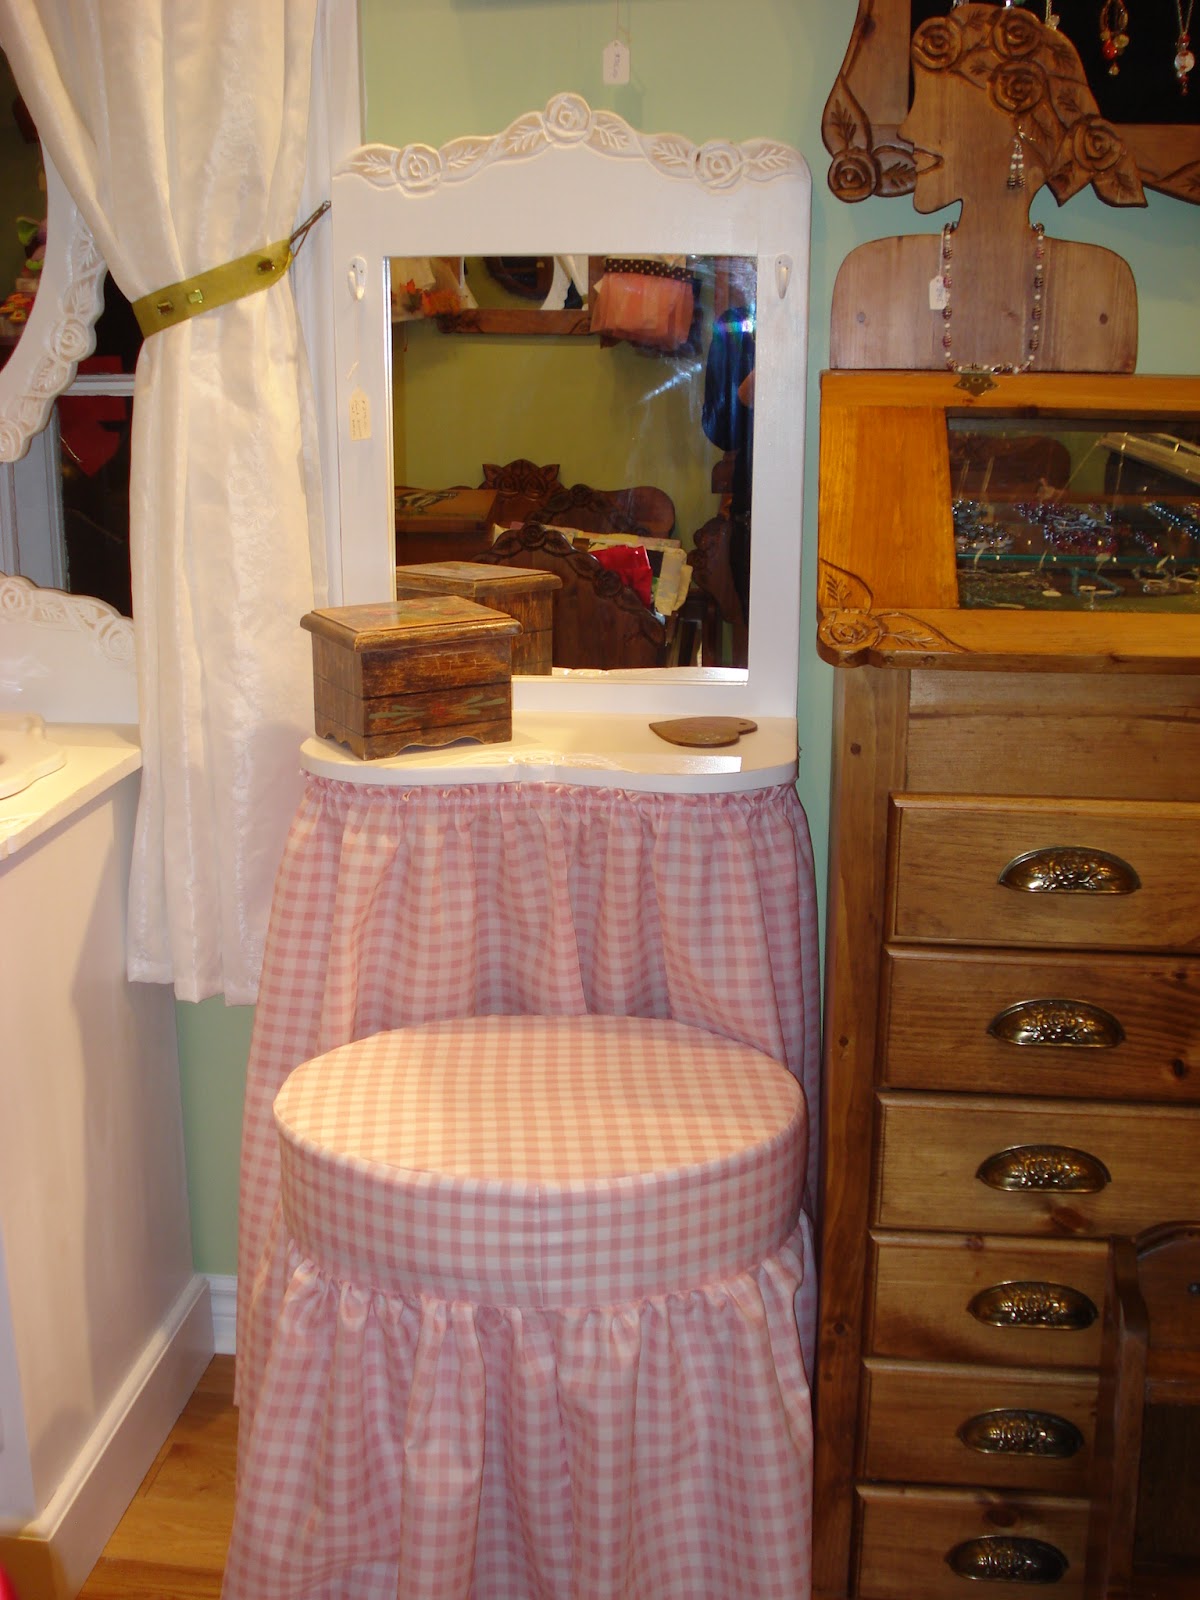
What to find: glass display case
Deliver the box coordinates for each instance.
[816,371,1200,666]
[949,416,1200,613]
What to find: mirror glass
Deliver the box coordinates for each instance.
[331,98,811,719]
[391,251,757,669]
[948,412,1200,613]
[0,52,45,374]
[0,106,107,466]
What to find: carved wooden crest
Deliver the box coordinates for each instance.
[817,561,965,664]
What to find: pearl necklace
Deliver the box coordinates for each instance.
[939,220,1046,375]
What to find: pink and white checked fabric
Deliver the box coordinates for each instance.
[230,778,821,1596]
[276,1016,805,1304]
[237,780,820,1378]
[224,1016,812,1600]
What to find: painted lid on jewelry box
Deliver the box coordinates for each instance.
[301,597,522,650]
[393,562,563,601]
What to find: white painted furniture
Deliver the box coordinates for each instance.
[0,574,211,1599]
[330,95,812,723]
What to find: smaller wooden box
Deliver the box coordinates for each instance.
[392,561,561,674]
[301,596,521,758]
[395,487,499,564]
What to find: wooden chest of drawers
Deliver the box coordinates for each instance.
[813,667,1200,1600]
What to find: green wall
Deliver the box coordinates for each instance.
[176,0,1200,1275]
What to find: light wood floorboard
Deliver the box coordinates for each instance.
[76,1355,235,1600]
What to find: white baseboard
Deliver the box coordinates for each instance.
[0,1273,214,1597]
[207,1273,237,1356]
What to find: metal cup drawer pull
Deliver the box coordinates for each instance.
[968,1281,1098,1330]
[987,998,1124,1049]
[956,1409,1084,1460]
[998,846,1140,895]
[976,1145,1111,1193]
[946,1537,1068,1585]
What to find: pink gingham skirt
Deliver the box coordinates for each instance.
[224,1016,812,1600]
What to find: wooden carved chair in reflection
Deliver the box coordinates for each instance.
[479,459,564,527]
[471,523,669,670]
[689,515,748,669]
[480,459,676,540]
[542,480,675,539]
[1086,1222,1200,1599]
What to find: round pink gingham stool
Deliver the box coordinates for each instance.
[224,1014,814,1600]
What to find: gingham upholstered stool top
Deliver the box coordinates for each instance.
[274,1013,806,1308]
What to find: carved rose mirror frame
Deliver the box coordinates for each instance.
[331,93,813,721]
[822,0,1200,205]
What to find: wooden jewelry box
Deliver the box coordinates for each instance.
[393,561,561,674]
[301,596,521,758]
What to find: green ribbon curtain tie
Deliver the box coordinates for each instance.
[132,200,329,338]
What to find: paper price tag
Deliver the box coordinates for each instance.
[603,39,630,85]
[928,275,948,312]
[348,387,371,441]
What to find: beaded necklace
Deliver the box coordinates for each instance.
[1176,0,1196,93]
[938,220,1046,375]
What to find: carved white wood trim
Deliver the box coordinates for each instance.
[331,93,812,718]
[0,152,107,464]
[0,571,133,668]
[339,93,806,195]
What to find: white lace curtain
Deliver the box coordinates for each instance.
[0,0,328,1003]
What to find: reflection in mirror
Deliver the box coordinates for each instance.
[0,113,106,466]
[391,252,756,669]
[949,412,1200,613]
[331,96,811,719]
[0,50,140,615]
[0,51,45,370]
[56,275,142,615]
[394,254,599,334]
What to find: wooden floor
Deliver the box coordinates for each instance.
[77,1355,236,1599]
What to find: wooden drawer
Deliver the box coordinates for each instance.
[888,796,1200,950]
[880,947,1200,1101]
[870,1233,1106,1369]
[876,1093,1200,1237]
[862,1360,1096,1494]
[856,1483,1088,1600]
[904,670,1200,804]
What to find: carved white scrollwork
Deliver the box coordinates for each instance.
[0,571,133,668]
[339,94,807,196]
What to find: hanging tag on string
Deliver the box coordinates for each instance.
[602,38,630,83]
[344,259,372,441]
[346,342,371,442]
[603,1,631,86]
[348,387,371,441]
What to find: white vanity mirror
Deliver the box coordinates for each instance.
[331,95,811,719]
